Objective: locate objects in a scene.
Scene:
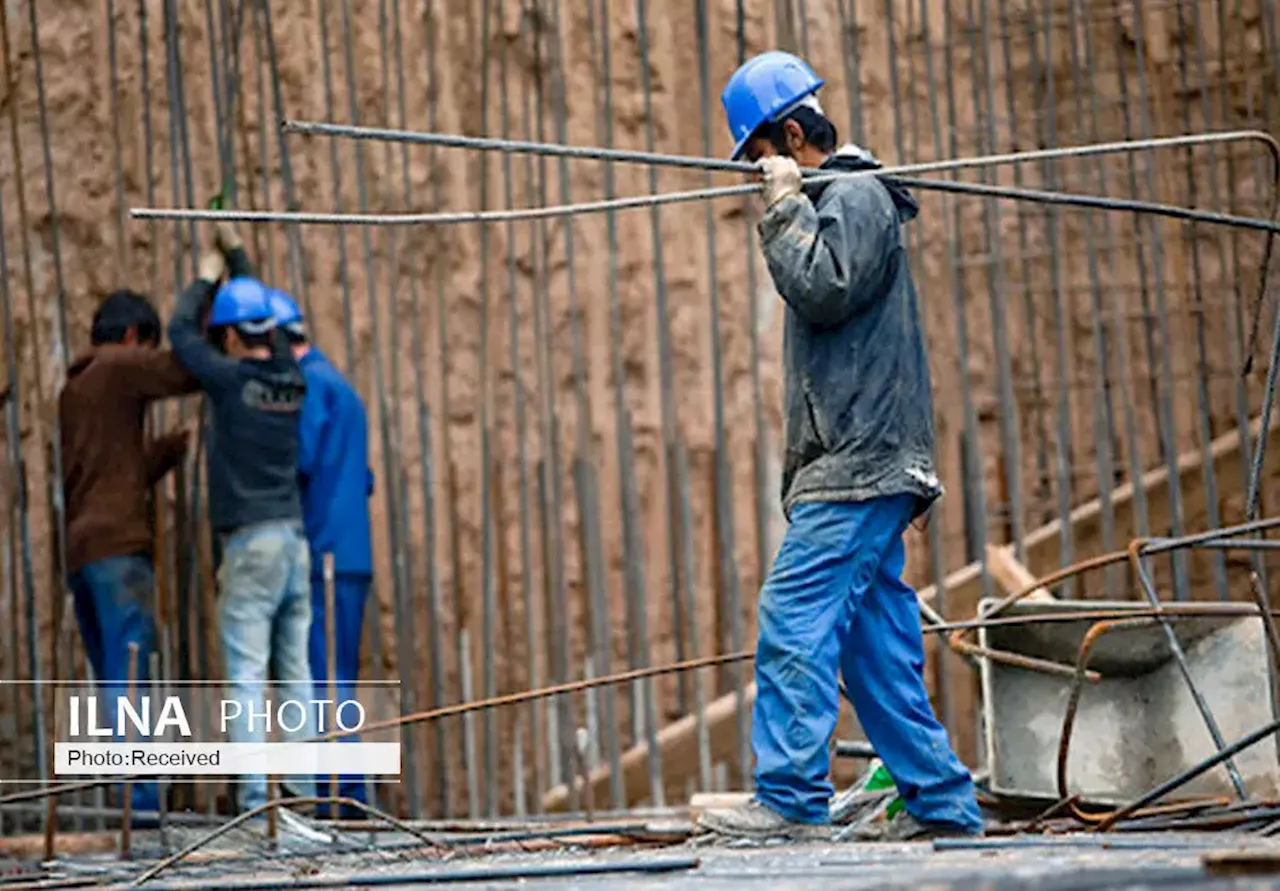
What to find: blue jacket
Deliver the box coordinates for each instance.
[758,145,942,520]
[297,348,374,577]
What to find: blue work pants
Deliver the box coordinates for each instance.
[308,572,371,817]
[752,496,982,831]
[68,553,160,814]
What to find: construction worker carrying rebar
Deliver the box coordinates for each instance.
[266,288,376,819]
[697,51,984,843]
[168,223,319,826]
[60,290,198,824]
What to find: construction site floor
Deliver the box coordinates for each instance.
[17,831,1280,889]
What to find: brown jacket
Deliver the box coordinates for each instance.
[60,345,199,574]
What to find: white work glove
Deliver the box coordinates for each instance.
[760,155,803,208]
[214,220,244,254]
[197,249,227,284]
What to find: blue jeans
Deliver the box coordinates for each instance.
[752,496,982,831]
[217,520,315,813]
[308,572,371,816]
[68,554,160,814]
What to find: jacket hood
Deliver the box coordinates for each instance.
[815,143,919,223]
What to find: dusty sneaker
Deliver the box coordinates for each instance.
[698,799,832,842]
[848,810,982,842]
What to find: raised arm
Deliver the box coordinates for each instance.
[167,252,242,393]
[758,175,900,328]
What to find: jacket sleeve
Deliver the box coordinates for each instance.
[144,431,188,486]
[167,279,242,394]
[110,349,201,401]
[757,176,900,328]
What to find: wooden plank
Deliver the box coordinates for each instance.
[985,544,1055,602]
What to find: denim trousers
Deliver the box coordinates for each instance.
[218,520,316,813]
[752,496,983,832]
[68,553,160,813]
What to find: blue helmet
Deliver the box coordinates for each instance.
[209,276,275,335]
[266,287,306,336]
[721,51,825,161]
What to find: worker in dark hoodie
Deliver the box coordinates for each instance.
[168,223,316,821]
[697,51,983,844]
[60,289,198,819]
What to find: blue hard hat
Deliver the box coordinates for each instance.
[266,287,304,327]
[209,276,275,334]
[721,51,825,161]
[266,287,307,338]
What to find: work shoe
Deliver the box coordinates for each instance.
[847,810,983,842]
[697,799,833,842]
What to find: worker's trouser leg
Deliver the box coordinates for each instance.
[218,521,315,814]
[751,496,979,831]
[68,554,160,814]
[308,572,371,817]
[839,522,983,832]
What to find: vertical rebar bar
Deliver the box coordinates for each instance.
[249,2,277,286]
[632,0,691,722]
[940,0,992,605]
[315,0,357,375]
[106,0,127,278]
[376,0,421,818]
[695,0,749,791]
[422,0,461,819]
[258,0,311,319]
[469,0,498,819]
[0,0,48,806]
[735,3,771,631]
[594,0,663,805]
[398,0,448,814]
[1172,0,1230,602]
[545,0,622,812]
[967,0,1025,559]
[527,0,574,799]
[1055,0,1111,598]
[993,0,1057,536]
[1075,0,1149,565]
[1126,0,1192,600]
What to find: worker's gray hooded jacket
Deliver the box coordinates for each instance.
[758,144,942,520]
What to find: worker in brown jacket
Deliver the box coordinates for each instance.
[59,289,198,819]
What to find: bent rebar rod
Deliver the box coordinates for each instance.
[130,176,1280,233]
[282,120,1277,186]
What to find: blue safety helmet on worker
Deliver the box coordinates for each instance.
[266,287,305,335]
[209,276,276,334]
[698,51,985,844]
[720,50,824,161]
[268,289,377,819]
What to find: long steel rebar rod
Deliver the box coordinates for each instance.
[281,121,1279,182]
[130,177,1280,233]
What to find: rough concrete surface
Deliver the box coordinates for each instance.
[67,833,1280,890]
[0,0,1277,814]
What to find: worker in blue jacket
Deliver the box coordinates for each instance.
[698,51,983,844]
[268,289,374,819]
